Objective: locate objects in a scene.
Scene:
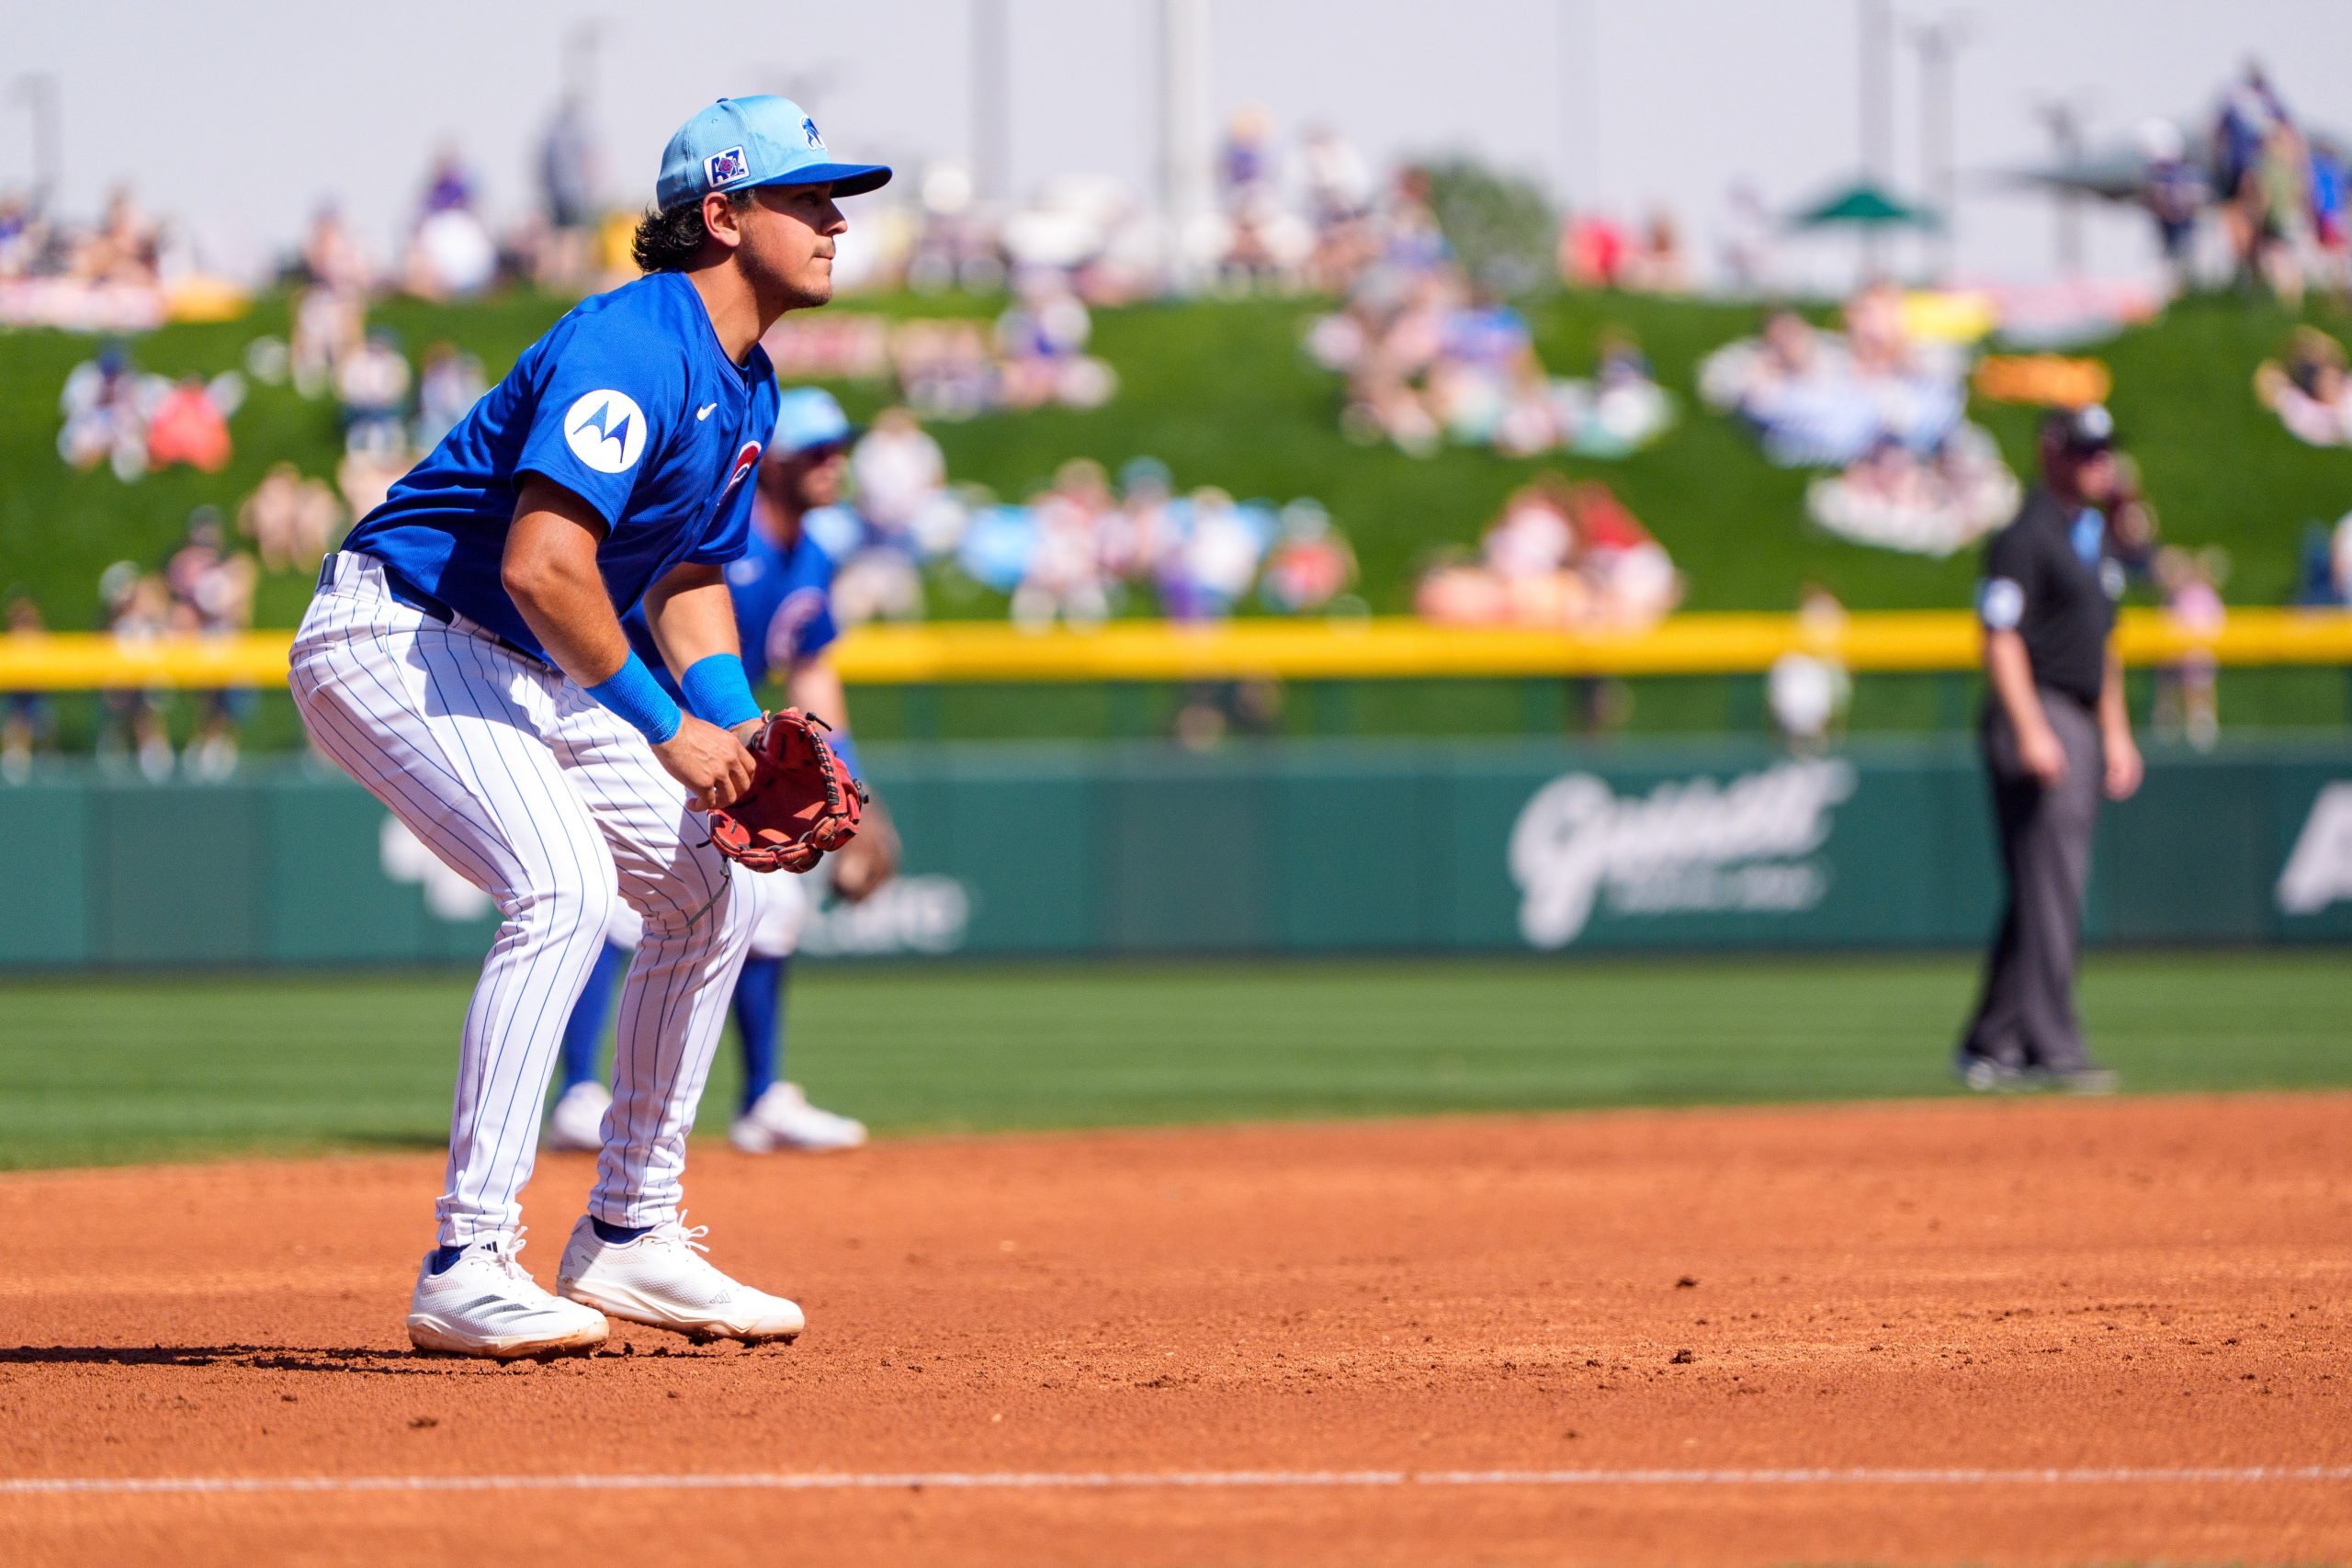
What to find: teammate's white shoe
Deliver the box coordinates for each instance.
[405,1234,609,1360]
[557,1214,805,1344]
[544,1080,611,1152]
[729,1082,868,1154]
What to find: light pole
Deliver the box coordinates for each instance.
[1159,0,1213,292]
[972,0,1010,205]
[1908,13,1973,280]
[1857,0,1894,276]
[10,72,60,220]
[2034,96,2090,278]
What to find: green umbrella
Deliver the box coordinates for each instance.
[1787,178,1941,231]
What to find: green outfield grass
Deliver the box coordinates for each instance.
[0,951,2344,1170]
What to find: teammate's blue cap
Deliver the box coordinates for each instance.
[655,96,892,215]
[772,387,853,455]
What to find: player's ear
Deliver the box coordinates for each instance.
[701,190,747,254]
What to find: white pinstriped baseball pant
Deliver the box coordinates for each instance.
[290,551,752,1247]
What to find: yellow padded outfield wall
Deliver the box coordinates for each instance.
[2,609,2350,691]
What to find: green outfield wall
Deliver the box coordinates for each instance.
[4,737,2351,969]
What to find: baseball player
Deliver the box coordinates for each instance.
[288,96,889,1359]
[547,386,895,1156]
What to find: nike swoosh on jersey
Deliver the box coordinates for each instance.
[696,403,718,421]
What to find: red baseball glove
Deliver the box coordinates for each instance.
[707,709,867,874]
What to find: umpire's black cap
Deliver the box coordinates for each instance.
[2041,403,2117,455]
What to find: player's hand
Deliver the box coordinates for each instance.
[2018,723,2067,786]
[2102,730,2144,801]
[828,795,899,904]
[652,715,756,812]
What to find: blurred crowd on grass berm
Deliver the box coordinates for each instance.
[11,62,2352,777]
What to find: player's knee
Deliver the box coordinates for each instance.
[512,861,623,947]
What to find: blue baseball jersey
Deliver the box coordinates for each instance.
[341,271,780,662]
[623,500,841,694]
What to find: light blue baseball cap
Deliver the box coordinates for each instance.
[655,96,892,215]
[771,387,854,455]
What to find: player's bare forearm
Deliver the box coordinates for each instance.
[786,652,850,732]
[1984,630,2051,742]
[642,565,744,679]
[502,477,632,686]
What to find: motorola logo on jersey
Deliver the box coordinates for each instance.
[563,389,648,474]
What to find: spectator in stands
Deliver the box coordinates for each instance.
[1769,584,1852,754]
[1258,500,1359,615]
[413,341,485,450]
[537,95,602,288]
[2138,120,2204,294]
[2,594,51,784]
[144,374,240,474]
[850,405,950,548]
[75,186,158,286]
[2255,118,2311,307]
[2310,137,2350,302]
[2153,546,2225,751]
[56,342,154,479]
[337,327,413,452]
[300,202,372,295]
[1219,107,1278,212]
[995,271,1115,410]
[1416,478,1680,632]
[238,461,347,573]
[97,562,174,782]
[2256,327,2352,446]
[165,511,259,780]
[1626,210,1691,294]
[289,281,364,400]
[1013,459,1117,630]
[2211,63,2280,287]
[403,145,496,299]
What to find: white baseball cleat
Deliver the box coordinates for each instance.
[729,1082,868,1154]
[557,1214,805,1344]
[406,1234,609,1360]
[544,1080,612,1152]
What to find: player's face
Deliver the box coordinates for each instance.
[740,184,848,308]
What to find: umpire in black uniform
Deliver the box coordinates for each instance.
[1956,405,2143,1092]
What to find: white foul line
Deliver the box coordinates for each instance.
[4,1466,2350,1498]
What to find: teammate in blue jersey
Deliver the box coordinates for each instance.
[289,96,890,1359]
[546,387,895,1156]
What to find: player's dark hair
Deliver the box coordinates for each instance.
[630,190,752,273]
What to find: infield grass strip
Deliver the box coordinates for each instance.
[0,952,2345,1169]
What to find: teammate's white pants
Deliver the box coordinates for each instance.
[290,552,752,1245]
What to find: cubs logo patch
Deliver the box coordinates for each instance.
[563,389,647,474]
[718,440,762,502]
[801,117,825,150]
[705,145,750,186]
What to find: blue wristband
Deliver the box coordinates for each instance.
[823,728,861,780]
[680,653,763,732]
[585,652,683,744]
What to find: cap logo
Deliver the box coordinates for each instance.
[704,146,751,187]
[801,117,825,150]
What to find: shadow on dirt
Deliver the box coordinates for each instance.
[0,1345,526,1374]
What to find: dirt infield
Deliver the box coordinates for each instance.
[3,1094,2348,1566]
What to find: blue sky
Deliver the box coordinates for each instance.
[11,0,2351,286]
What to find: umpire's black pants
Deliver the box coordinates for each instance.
[1960,690,2102,1072]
